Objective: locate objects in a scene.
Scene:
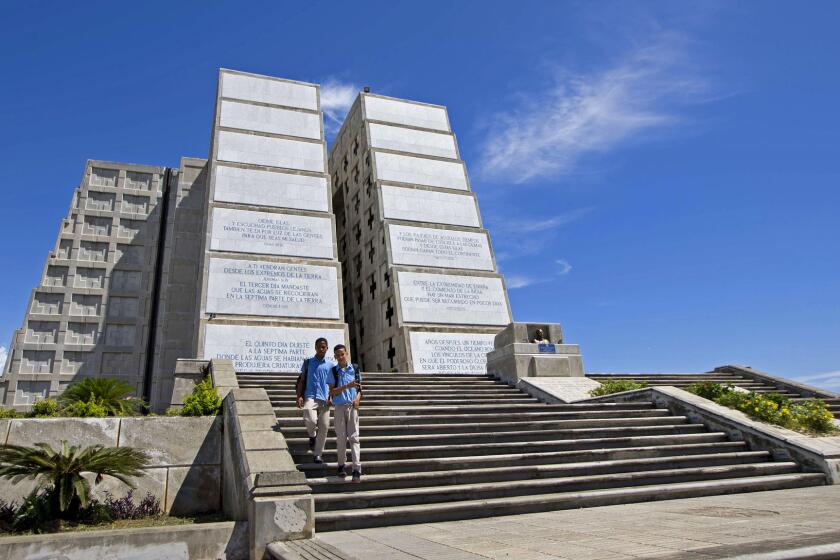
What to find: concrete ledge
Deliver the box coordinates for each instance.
[581,386,840,484]
[517,377,601,403]
[714,364,840,399]
[0,520,247,560]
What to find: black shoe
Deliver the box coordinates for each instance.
[313,456,323,464]
[351,470,361,483]
[336,465,347,478]
[308,436,316,449]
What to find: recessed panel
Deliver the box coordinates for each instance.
[219,100,321,140]
[397,271,510,326]
[409,331,497,375]
[206,258,339,319]
[220,72,318,111]
[213,165,329,212]
[374,151,468,191]
[216,130,325,173]
[364,96,449,131]
[389,224,494,271]
[369,123,457,159]
[210,208,334,259]
[204,324,346,372]
[381,185,479,227]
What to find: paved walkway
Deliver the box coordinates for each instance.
[317,485,840,559]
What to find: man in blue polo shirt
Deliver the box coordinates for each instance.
[296,337,335,463]
[328,344,362,482]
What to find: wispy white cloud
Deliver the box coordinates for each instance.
[495,207,593,235]
[479,35,714,183]
[556,259,572,276]
[0,346,7,374]
[796,371,840,393]
[320,79,358,135]
[505,258,573,290]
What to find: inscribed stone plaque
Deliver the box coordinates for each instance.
[389,224,493,271]
[219,100,321,140]
[397,271,510,326]
[205,258,339,319]
[213,165,329,212]
[216,130,325,173]
[210,208,333,259]
[220,72,318,111]
[374,151,468,191]
[203,324,346,372]
[409,331,497,375]
[369,123,457,159]
[381,185,479,227]
[364,96,449,132]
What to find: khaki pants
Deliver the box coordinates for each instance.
[334,403,361,471]
[302,398,330,457]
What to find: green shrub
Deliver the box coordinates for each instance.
[0,408,21,419]
[62,398,108,418]
[0,441,149,518]
[686,382,836,435]
[163,407,181,417]
[686,381,734,401]
[179,378,222,417]
[30,398,60,418]
[589,379,648,397]
[59,378,145,417]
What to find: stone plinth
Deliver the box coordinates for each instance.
[486,322,584,385]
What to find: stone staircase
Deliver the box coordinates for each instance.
[237,372,825,531]
[589,372,840,418]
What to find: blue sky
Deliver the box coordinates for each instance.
[1,1,838,387]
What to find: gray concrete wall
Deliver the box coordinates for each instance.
[0,415,222,515]
[1,161,170,409]
[0,520,247,560]
[328,92,511,372]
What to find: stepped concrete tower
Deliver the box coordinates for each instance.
[0,161,171,407]
[329,92,512,373]
[194,69,348,371]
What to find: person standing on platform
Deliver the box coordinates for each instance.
[329,344,363,483]
[295,337,334,464]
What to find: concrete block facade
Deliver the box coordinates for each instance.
[328,93,512,373]
[1,161,170,407]
[195,69,348,372]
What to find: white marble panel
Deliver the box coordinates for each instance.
[204,324,345,372]
[364,96,449,131]
[397,271,510,326]
[374,151,468,190]
[381,185,479,227]
[216,130,325,173]
[213,165,329,212]
[210,207,334,259]
[409,331,497,375]
[389,224,494,271]
[220,72,318,111]
[369,123,457,159]
[206,258,339,319]
[219,100,321,140]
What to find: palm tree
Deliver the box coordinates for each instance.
[0,441,150,515]
[59,378,145,416]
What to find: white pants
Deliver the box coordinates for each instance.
[334,403,361,471]
[302,398,330,456]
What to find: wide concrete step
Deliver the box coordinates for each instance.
[314,473,825,531]
[278,414,682,437]
[238,372,492,381]
[298,441,751,476]
[275,406,668,429]
[314,462,800,511]
[306,451,773,492]
[273,402,655,417]
[262,389,534,398]
[294,432,729,462]
[273,398,542,407]
[287,423,703,452]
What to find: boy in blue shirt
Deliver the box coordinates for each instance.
[295,337,335,464]
[328,344,362,482]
